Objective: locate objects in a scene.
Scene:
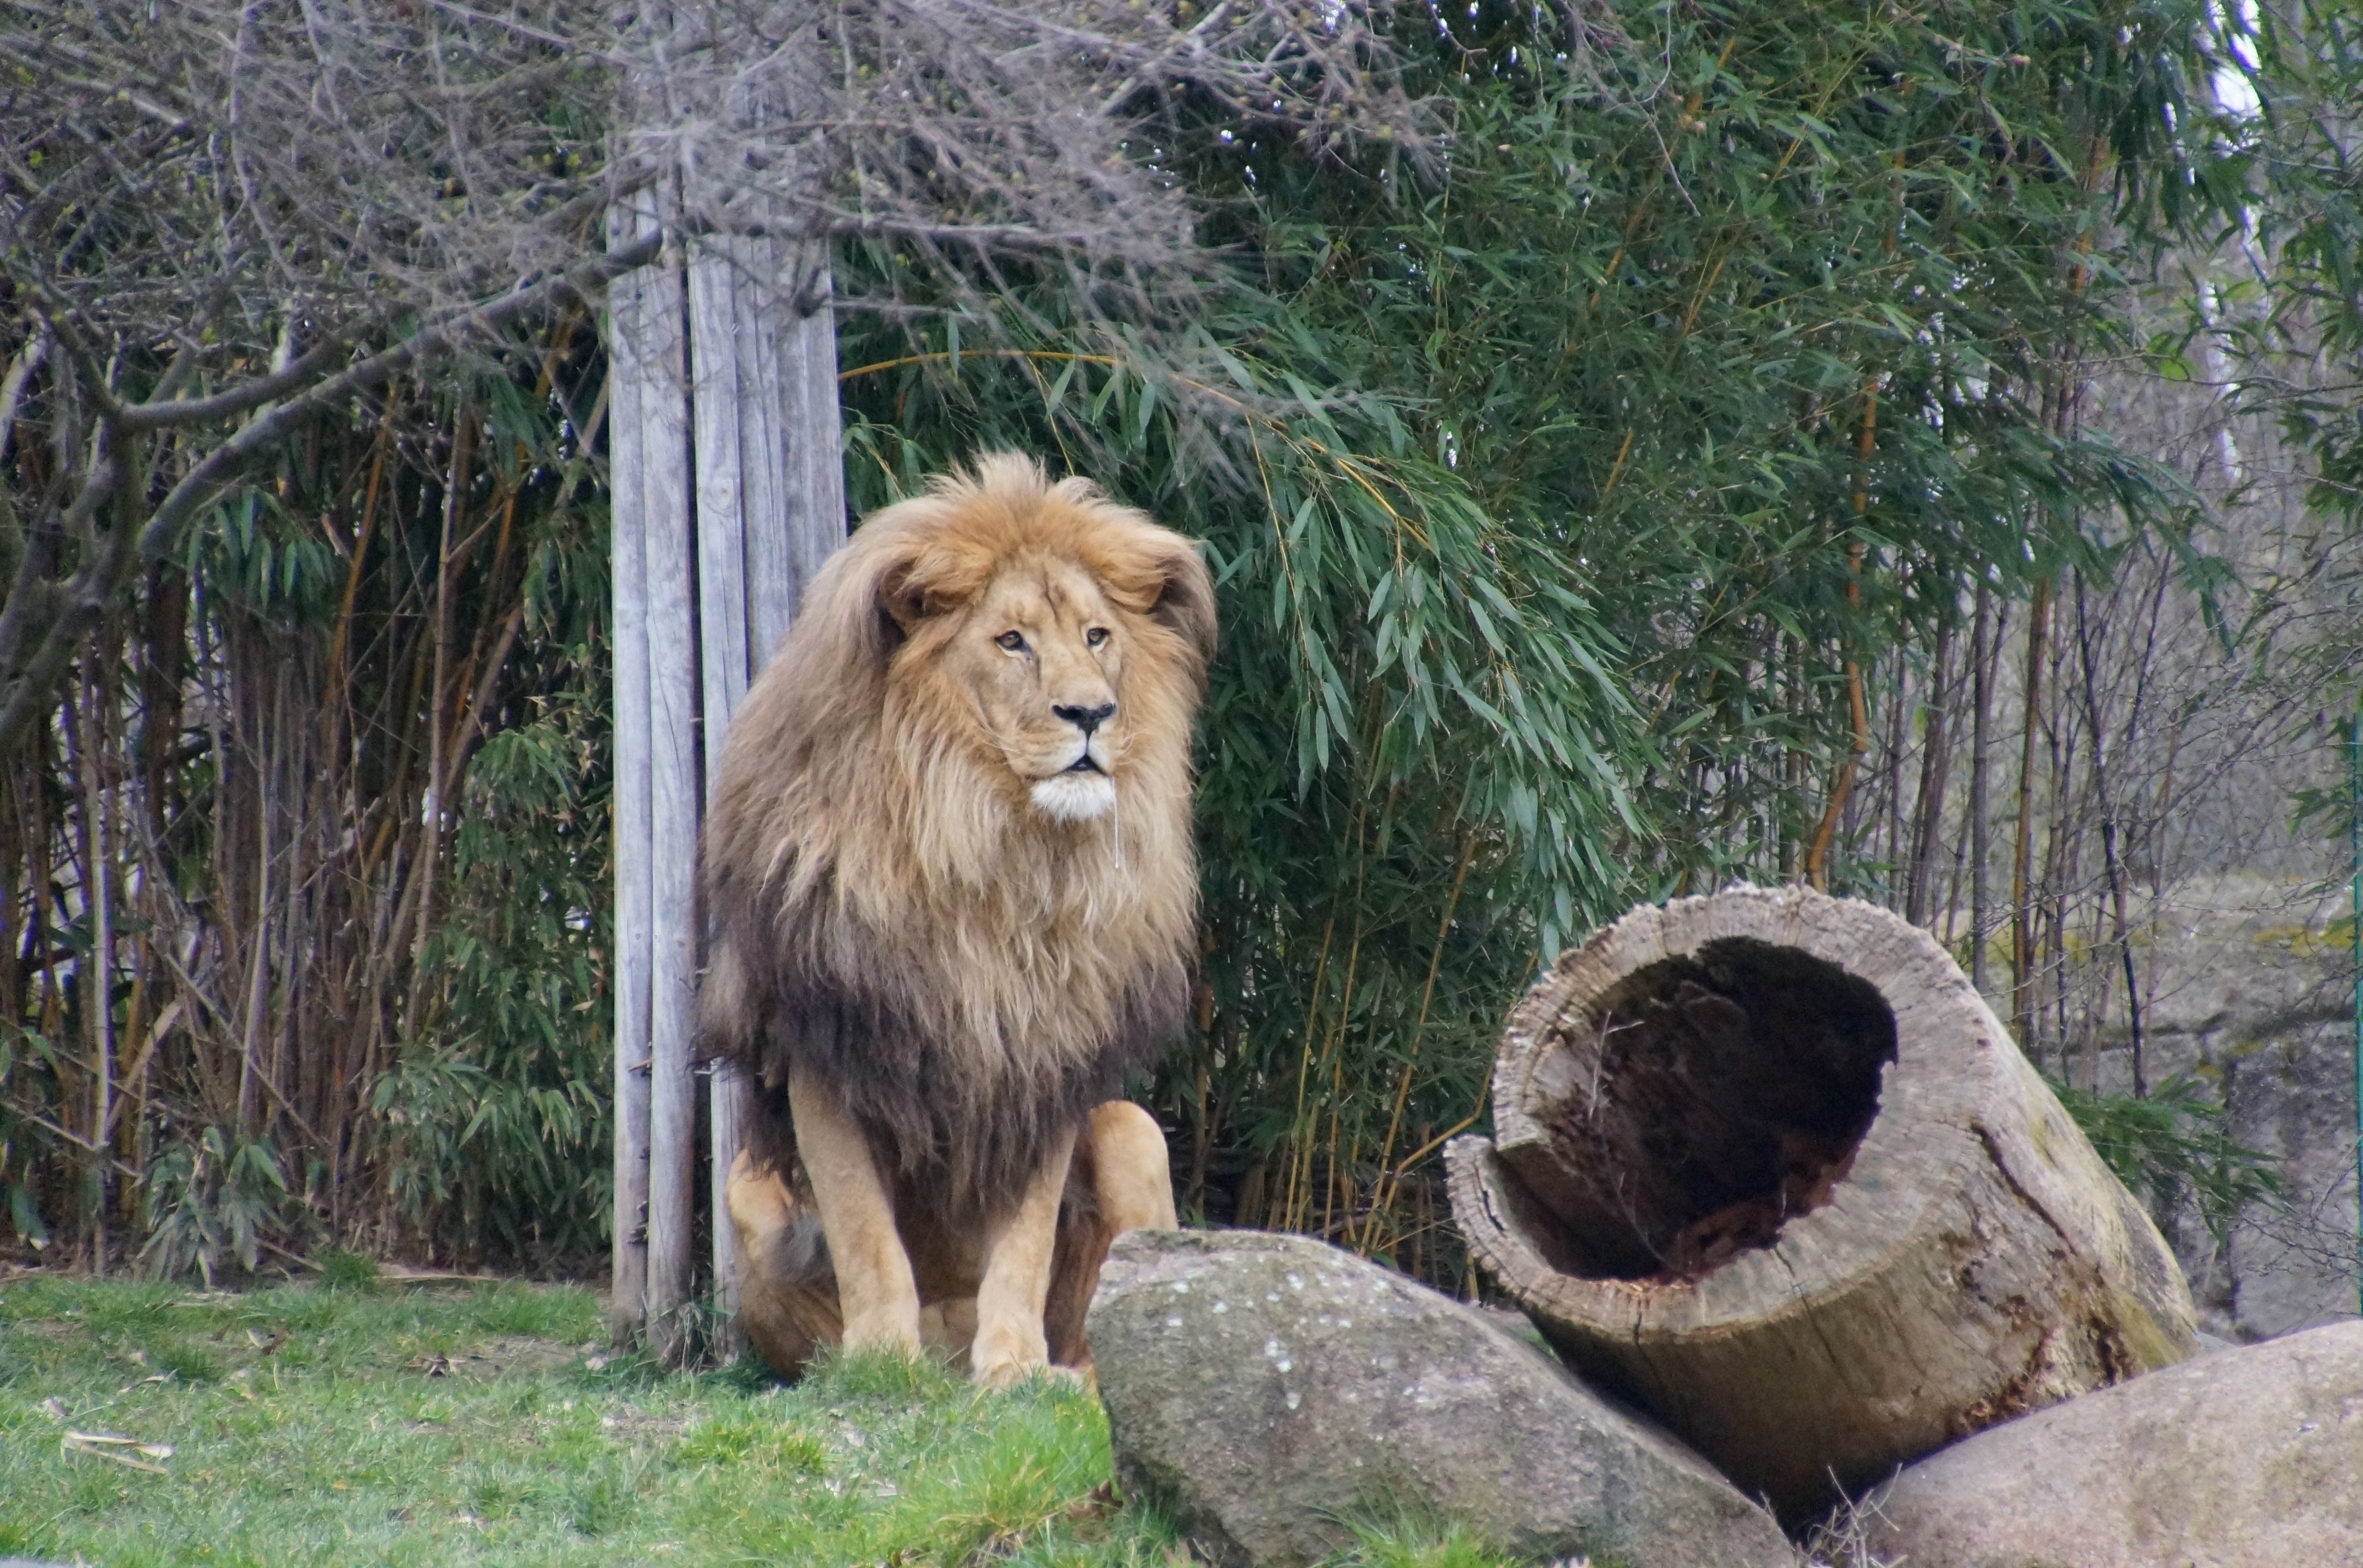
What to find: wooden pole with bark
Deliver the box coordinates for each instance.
[1447,884,2195,1520]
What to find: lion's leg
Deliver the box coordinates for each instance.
[787,1065,923,1355]
[1085,1100,1180,1232]
[724,1149,843,1379]
[1044,1101,1178,1374]
[969,1123,1079,1389]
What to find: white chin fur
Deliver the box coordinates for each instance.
[1031,771,1117,824]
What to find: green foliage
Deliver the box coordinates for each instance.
[2050,1071,2291,1241]
[375,680,613,1265]
[1292,0,2215,892]
[138,1124,317,1286]
[318,1246,383,1290]
[835,0,2240,1258]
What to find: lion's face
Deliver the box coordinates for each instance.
[946,556,1132,823]
[856,469,1213,835]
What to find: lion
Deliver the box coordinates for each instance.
[697,453,1216,1388]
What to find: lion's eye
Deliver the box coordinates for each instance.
[1085,626,1110,649]
[995,630,1027,653]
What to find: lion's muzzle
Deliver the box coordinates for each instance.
[1031,769,1118,822]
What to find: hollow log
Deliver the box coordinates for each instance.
[1446,885,2196,1521]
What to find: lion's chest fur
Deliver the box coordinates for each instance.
[745,791,1191,1206]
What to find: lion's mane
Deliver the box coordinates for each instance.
[697,455,1216,1213]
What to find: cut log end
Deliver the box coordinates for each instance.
[1515,937,1896,1281]
[1451,885,2197,1520]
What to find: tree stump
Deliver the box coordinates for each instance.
[1446,885,2196,1520]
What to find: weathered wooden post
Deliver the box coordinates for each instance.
[607,172,844,1358]
[685,223,844,1348]
[605,191,664,1349]
[1448,885,2197,1519]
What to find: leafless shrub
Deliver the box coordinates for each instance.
[0,0,1423,756]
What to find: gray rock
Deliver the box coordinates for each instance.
[2057,874,2360,1340]
[1087,1228,1795,1568]
[1864,1320,2363,1567]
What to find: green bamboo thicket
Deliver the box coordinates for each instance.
[0,330,616,1279]
[2,0,2358,1287]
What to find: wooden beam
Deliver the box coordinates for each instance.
[689,228,847,1351]
[604,198,655,1348]
[688,234,754,1344]
[751,236,845,661]
[639,194,701,1367]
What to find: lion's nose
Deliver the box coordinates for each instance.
[1053,701,1117,736]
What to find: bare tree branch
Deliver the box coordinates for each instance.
[0,0,1430,760]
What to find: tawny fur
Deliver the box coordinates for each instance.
[698,452,1215,1227]
[725,1101,1179,1379]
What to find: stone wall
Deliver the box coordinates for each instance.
[2049,873,2360,1340]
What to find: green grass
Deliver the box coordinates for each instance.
[0,1273,1174,1567]
[0,1273,1527,1567]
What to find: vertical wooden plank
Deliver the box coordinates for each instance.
[639,197,701,1365]
[603,199,654,1346]
[688,234,755,1345]
[679,226,844,1358]
[690,242,752,740]
[744,237,845,663]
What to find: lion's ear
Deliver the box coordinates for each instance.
[1148,536,1218,667]
[871,532,990,640]
[789,512,938,683]
[876,556,930,636]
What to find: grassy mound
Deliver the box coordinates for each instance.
[0,1273,1519,1567]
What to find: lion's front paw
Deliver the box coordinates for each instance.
[968,1324,1050,1389]
[841,1307,924,1357]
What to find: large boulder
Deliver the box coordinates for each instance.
[1864,1320,2363,1567]
[1087,1229,1795,1568]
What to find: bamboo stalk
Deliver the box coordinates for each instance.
[403,406,476,1040]
[1905,618,1954,926]
[70,667,115,1271]
[2011,574,2052,1049]
[1805,385,1879,891]
[2072,571,2148,1095]
[237,714,272,1138]
[1362,833,1477,1244]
